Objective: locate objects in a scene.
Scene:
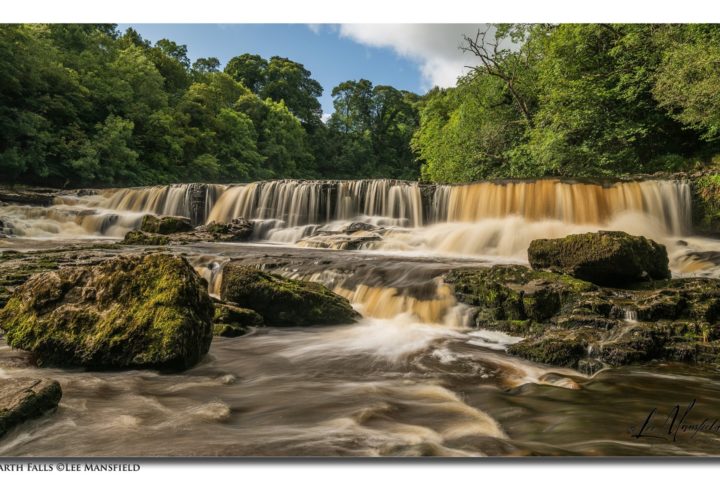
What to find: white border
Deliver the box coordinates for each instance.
[1,0,720,23]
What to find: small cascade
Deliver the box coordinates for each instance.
[623,309,639,323]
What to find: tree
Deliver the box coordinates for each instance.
[224,53,268,93]
[192,57,221,74]
[653,32,720,140]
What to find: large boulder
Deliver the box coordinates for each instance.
[528,231,671,286]
[0,253,214,370]
[140,215,193,235]
[0,378,62,438]
[220,263,360,327]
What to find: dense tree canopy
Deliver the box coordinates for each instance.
[2,23,720,187]
[415,23,720,182]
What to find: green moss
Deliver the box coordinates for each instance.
[507,335,587,368]
[220,263,359,327]
[445,265,594,322]
[121,230,169,245]
[0,253,214,371]
[213,323,247,337]
[140,215,193,235]
[528,231,671,286]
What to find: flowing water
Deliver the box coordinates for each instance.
[2,178,720,456]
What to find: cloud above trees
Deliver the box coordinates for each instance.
[336,24,486,89]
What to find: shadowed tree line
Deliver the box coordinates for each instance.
[2,24,720,187]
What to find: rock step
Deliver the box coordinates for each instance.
[0,378,62,438]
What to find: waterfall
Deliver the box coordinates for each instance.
[433,179,691,236]
[0,178,695,247]
[207,179,423,228]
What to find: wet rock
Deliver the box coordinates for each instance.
[0,253,214,370]
[449,263,720,370]
[345,222,377,234]
[0,378,62,438]
[220,263,360,327]
[577,358,605,376]
[445,265,595,322]
[297,232,382,250]
[507,332,588,368]
[528,231,671,286]
[212,301,263,337]
[140,215,193,235]
[0,190,54,206]
[120,230,169,246]
[194,218,253,242]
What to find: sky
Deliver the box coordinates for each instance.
[117,24,485,118]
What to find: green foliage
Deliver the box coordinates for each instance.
[5,23,720,187]
[325,79,421,179]
[415,23,720,183]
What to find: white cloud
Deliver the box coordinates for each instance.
[307,24,322,34]
[338,24,488,89]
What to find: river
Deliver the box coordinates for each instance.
[1,178,720,456]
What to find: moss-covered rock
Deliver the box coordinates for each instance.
[449,263,720,369]
[120,230,169,246]
[691,173,720,235]
[0,253,213,370]
[199,218,253,242]
[528,231,671,286]
[140,215,193,235]
[445,265,595,323]
[0,378,62,438]
[212,302,263,337]
[507,332,589,368]
[220,263,360,327]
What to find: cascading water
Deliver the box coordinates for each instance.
[1,177,714,275]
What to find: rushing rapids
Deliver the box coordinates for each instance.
[2,177,713,275]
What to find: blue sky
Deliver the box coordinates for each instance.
[117,24,482,117]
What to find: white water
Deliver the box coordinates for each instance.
[2,178,719,276]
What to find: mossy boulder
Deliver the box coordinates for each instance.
[528,231,671,286]
[140,215,193,235]
[212,301,264,337]
[507,332,589,368]
[445,265,595,323]
[0,253,214,370]
[0,378,62,438]
[220,263,360,327]
[121,230,169,245]
[200,218,253,242]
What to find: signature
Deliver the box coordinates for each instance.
[629,399,720,442]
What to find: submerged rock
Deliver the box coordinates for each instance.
[220,263,360,327]
[0,253,214,370]
[140,215,193,235]
[528,231,671,286]
[0,378,62,438]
